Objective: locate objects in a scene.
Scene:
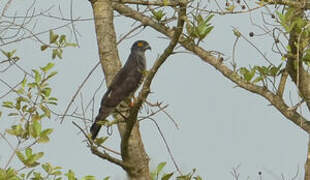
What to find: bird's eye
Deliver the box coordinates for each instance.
[137,42,144,47]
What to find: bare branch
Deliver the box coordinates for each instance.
[277,69,288,97]
[114,0,183,7]
[72,121,126,168]
[121,2,187,157]
[266,0,310,9]
[61,62,100,123]
[113,2,310,134]
[91,146,130,170]
[147,117,181,174]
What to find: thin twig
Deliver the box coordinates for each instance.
[148,117,181,175]
[61,62,100,123]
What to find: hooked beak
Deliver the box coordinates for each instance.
[145,45,151,51]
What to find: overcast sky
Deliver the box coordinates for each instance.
[1,0,310,179]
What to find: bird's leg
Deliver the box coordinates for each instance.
[129,96,137,107]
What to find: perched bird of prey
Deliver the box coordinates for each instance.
[90,40,151,140]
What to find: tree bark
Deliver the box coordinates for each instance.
[90,0,151,179]
[112,2,310,132]
[285,6,310,111]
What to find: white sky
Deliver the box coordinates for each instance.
[1,0,310,179]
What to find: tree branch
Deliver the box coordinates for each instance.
[266,0,310,9]
[91,146,130,170]
[72,121,127,169]
[121,2,186,157]
[114,0,184,7]
[113,2,310,134]
[277,69,288,97]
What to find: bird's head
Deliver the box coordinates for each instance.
[131,40,151,52]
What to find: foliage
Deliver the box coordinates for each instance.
[152,9,166,22]
[40,30,77,60]
[0,39,106,180]
[277,7,310,66]
[150,162,202,180]
[238,64,282,85]
[185,13,214,44]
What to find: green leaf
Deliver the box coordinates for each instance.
[8,113,18,117]
[38,136,49,143]
[16,151,26,163]
[156,162,166,175]
[41,45,49,51]
[51,170,62,176]
[226,5,235,12]
[50,30,59,44]
[65,170,76,180]
[6,124,24,137]
[103,177,110,180]
[3,101,14,109]
[198,26,213,40]
[47,101,57,105]
[8,49,16,58]
[64,42,78,47]
[49,97,58,101]
[269,66,279,77]
[233,29,241,38]
[52,49,57,59]
[25,147,32,158]
[81,175,95,180]
[59,35,66,44]
[1,49,16,58]
[253,76,264,83]
[1,49,9,58]
[94,136,108,145]
[41,63,54,72]
[162,173,174,180]
[16,88,25,95]
[21,77,27,88]
[31,152,44,162]
[42,88,52,97]
[152,10,166,22]
[163,0,168,6]
[40,105,51,119]
[194,176,202,180]
[42,162,52,174]
[33,172,43,179]
[46,71,58,81]
[32,69,41,83]
[204,14,214,23]
[56,49,63,59]
[31,120,41,138]
[38,128,53,143]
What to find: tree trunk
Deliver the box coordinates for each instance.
[90,0,151,179]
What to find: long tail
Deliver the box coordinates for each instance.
[90,104,115,139]
[90,122,101,140]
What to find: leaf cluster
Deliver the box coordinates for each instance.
[150,162,202,180]
[40,30,77,60]
[185,14,214,44]
[277,8,310,66]
[238,64,282,85]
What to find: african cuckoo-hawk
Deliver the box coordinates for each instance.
[90,40,151,139]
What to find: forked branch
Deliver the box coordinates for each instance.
[121,1,187,159]
[113,2,310,133]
